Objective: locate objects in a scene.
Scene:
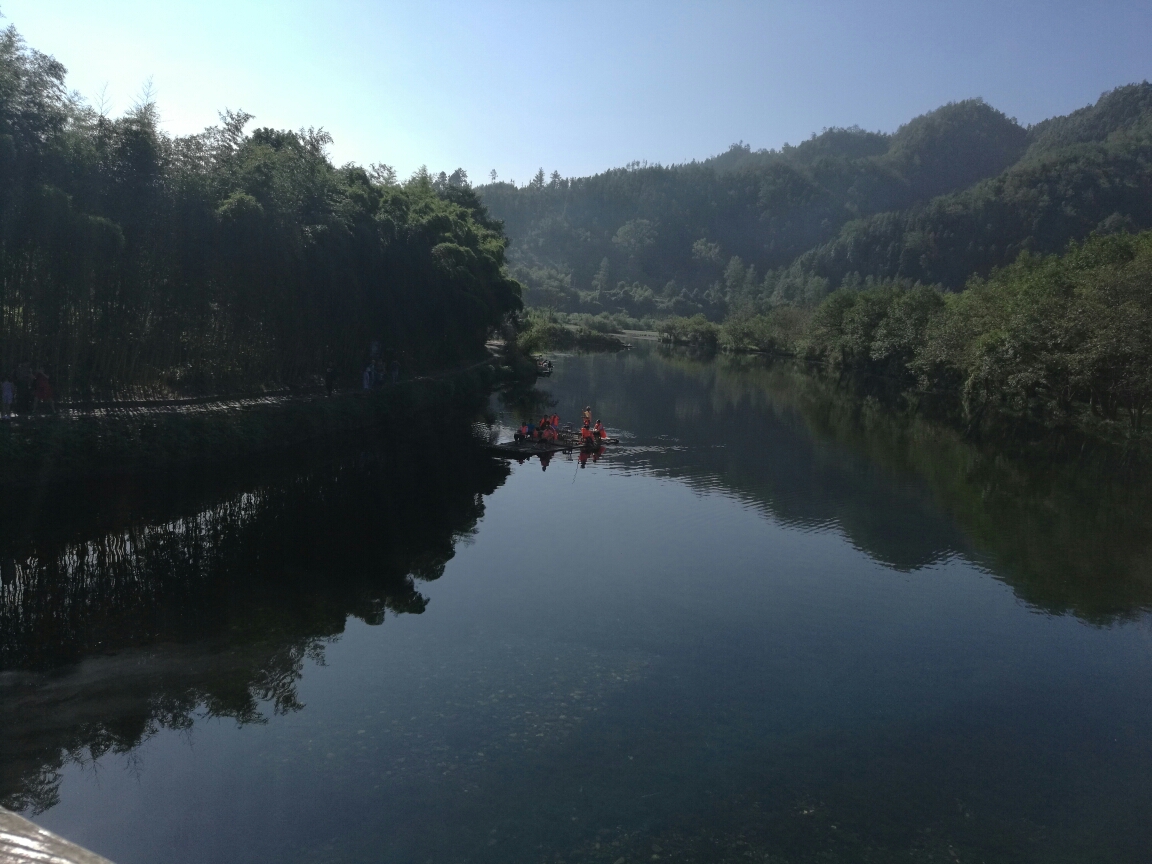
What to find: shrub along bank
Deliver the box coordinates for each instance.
[658,229,1152,442]
[516,314,628,353]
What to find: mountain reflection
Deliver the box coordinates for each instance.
[544,347,1152,622]
[0,428,509,813]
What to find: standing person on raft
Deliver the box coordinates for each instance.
[579,418,610,449]
[580,420,594,446]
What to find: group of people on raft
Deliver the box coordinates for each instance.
[515,413,562,443]
[513,405,609,448]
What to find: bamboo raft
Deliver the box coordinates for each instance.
[486,431,619,458]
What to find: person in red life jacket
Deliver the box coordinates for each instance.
[594,420,607,439]
[551,413,560,430]
[580,422,594,445]
[514,421,529,443]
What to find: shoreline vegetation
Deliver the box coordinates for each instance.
[650,230,1152,447]
[522,230,1152,449]
[515,311,634,353]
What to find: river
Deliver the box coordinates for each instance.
[3,343,1152,863]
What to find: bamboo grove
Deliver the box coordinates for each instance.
[0,25,522,398]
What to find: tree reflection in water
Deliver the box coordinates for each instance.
[5,347,1152,862]
[0,425,509,813]
[542,347,1152,623]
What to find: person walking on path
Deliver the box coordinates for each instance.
[362,364,373,390]
[390,359,400,384]
[1,375,14,420]
[32,370,55,414]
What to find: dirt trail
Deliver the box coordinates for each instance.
[5,358,499,424]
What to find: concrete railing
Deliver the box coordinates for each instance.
[0,808,114,864]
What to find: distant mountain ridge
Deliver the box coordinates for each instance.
[478,83,1152,319]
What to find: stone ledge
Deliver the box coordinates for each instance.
[0,807,115,864]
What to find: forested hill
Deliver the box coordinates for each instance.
[478,84,1152,320]
[0,25,520,399]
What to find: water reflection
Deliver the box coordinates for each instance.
[0,427,509,813]
[536,345,1152,621]
[4,346,1152,864]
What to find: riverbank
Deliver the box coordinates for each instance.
[514,313,634,353]
[0,362,508,487]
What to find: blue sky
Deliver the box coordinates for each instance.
[8,1,1152,184]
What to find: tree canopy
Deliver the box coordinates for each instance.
[0,25,521,397]
[782,230,1152,438]
[480,85,1152,322]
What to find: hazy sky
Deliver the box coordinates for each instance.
[7,1,1152,184]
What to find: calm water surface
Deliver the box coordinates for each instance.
[3,344,1152,863]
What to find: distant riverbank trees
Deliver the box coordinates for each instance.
[0,25,521,398]
[660,230,1152,439]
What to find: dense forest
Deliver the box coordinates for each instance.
[804,230,1152,436]
[480,84,1152,322]
[643,230,1152,441]
[0,24,521,398]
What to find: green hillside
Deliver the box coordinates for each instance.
[480,83,1152,320]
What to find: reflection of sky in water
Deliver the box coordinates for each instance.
[22,346,1152,863]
